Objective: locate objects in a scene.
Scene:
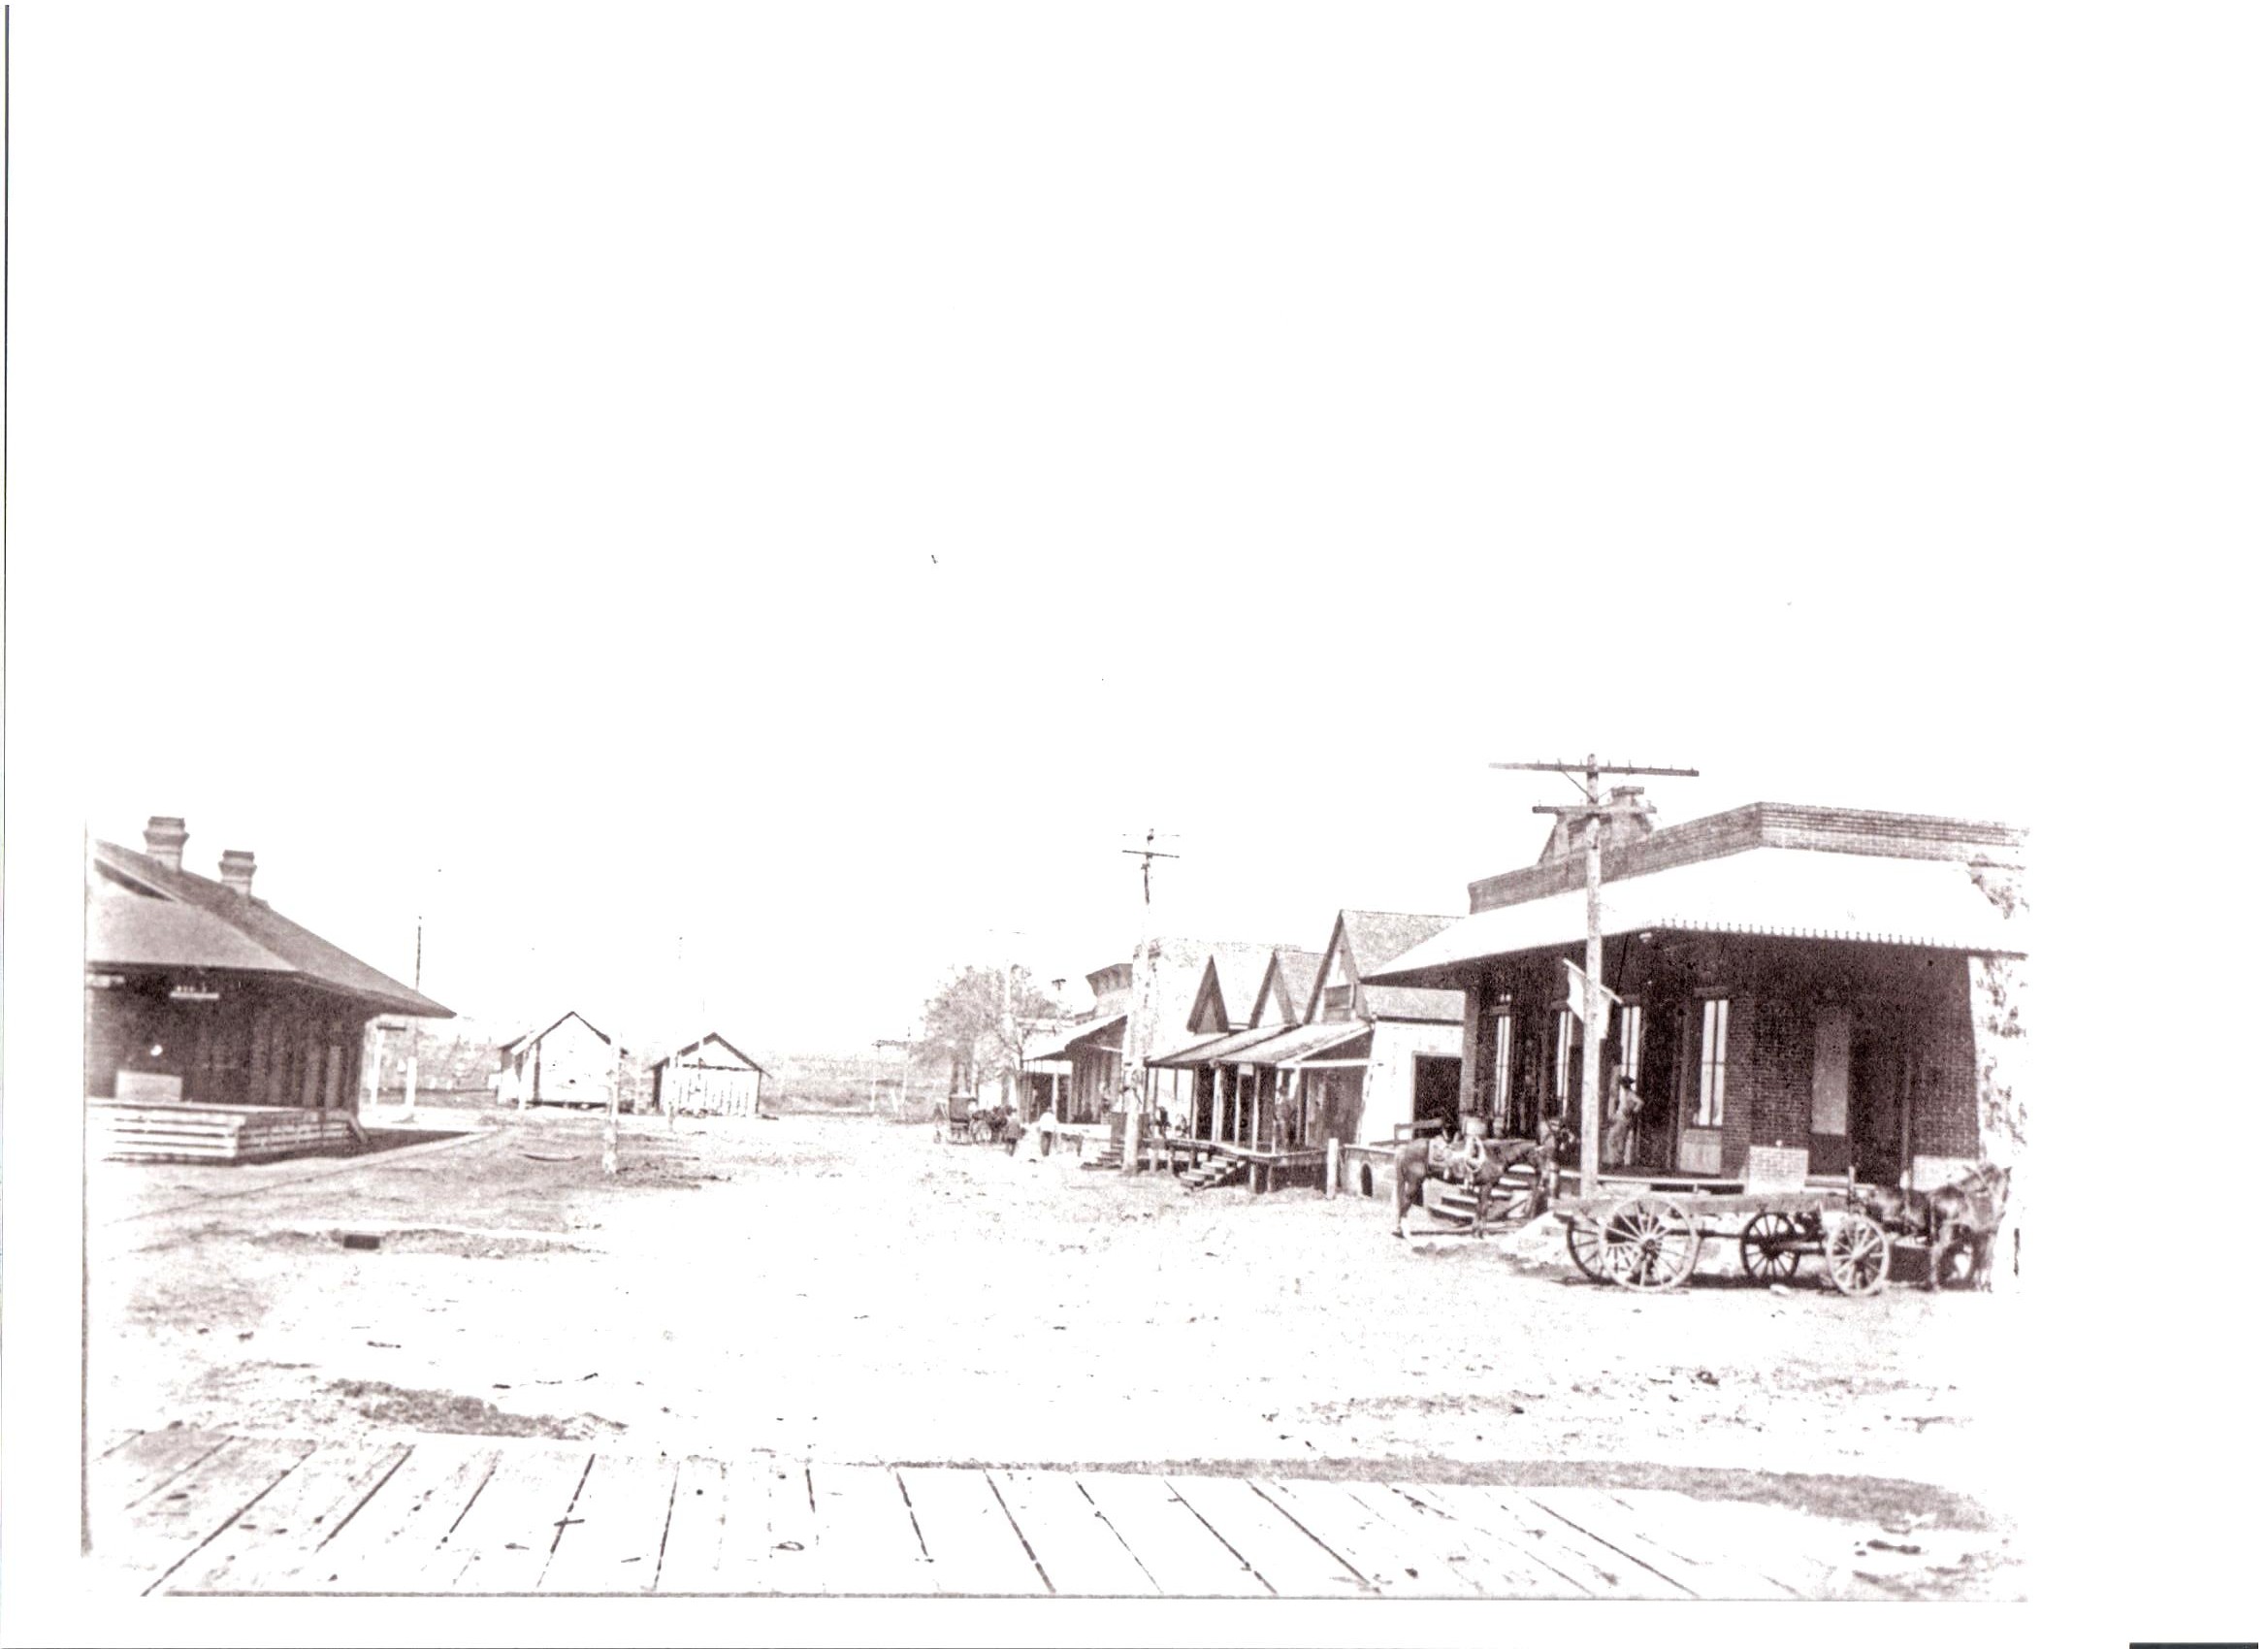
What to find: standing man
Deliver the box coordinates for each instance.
[1605,1075,1642,1168]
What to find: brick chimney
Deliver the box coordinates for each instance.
[1538,786,1658,863]
[143,816,188,871]
[218,849,257,896]
[1601,785,1657,851]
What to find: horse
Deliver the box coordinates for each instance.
[1392,1125,1575,1239]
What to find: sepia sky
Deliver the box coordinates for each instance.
[15,6,2250,1054]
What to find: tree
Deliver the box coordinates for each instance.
[915,964,1063,1097]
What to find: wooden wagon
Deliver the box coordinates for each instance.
[1555,1147,1895,1297]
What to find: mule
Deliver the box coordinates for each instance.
[1926,1163,2013,1291]
[1858,1164,2015,1289]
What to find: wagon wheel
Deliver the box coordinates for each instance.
[1825,1213,1892,1297]
[1601,1195,1701,1290]
[1739,1212,1806,1283]
[1565,1214,1612,1281]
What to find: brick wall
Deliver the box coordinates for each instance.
[1728,994,1815,1163]
[1906,963,1983,1160]
[1443,933,1988,1180]
[1469,802,2027,913]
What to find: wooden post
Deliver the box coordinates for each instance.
[1498,755,1697,1199]
[404,914,423,1122]
[1458,988,1482,1126]
[1579,760,1604,1197]
[1326,1136,1341,1198]
[1122,941,1153,1178]
[601,1031,620,1176]
[1117,830,1177,1175]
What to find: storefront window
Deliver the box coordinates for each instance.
[1695,997,1729,1126]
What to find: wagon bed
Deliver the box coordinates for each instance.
[1552,1148,1896,1296]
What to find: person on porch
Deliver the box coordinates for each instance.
[1606,1074,1643,1169]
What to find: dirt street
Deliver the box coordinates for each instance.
[90,1109,2025,1566]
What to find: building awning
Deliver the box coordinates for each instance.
[1026,1014,1125,1061]
[1368,845,2029,987]
[1148,1022,1288,1069]
[1225,1020,1377,1067]
[1148,1031,1239,1069]
[1291,1027,1372,1067]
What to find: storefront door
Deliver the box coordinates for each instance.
[1849,1024,1910,1185]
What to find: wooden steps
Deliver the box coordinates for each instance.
[1428,1170,1547,1228]
[87,1103,362,1164]
[1179,1157,1245,1193]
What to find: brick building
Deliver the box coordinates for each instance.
[86,816,452,1161]
[1366,801,2027,1188]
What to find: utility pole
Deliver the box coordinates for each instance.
[403,915,423,1123]
[1493,755,1698,1197]
[1118,829,1179,1175]
[987,926,1027,1120]
[403,866,439,1123]
[602,1022,621,1176]
[665,934,683,1132]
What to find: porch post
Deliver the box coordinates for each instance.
[1458,981,1482,1126]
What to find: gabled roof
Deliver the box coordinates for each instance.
[1085,936,1303,1042]
[509,1010,613,1052]
[1183,941,1285,1033]
[649,1031,768,1074]
[1250,949,1323,1027]
[89,839,452,1018]
[1328,910,1464,1021]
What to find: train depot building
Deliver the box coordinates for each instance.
[85,816,452,1162]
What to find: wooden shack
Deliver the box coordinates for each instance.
[649,1032,769,1116]
[1158,914,1464,1155]
[496,1012,616,1109]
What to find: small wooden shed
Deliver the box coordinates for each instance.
[649,1032,768,1116]
[496,1011,616,1109]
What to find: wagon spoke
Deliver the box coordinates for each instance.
[1604,1195,1696,1290]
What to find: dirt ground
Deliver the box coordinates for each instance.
[89,1108,2025,1585]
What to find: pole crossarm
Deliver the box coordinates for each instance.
[1490,760,1701,778]
[1493,752,1698,1197]
[1119,828,1181,907]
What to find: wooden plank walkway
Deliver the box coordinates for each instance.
[88,1430,1998,1599]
